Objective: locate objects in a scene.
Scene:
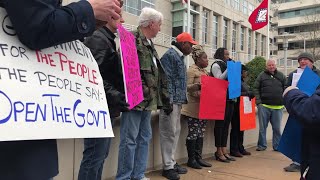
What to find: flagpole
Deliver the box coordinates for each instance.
[267,0,270,60]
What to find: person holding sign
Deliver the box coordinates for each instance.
[283,52,320,173]
[253,59,286,152]
[0,1,121,180]
[158,32,196,179]
[181,45,212,170]
[78,2,129,180]
[230,64,254,157]
[116,8,170,180]
[1,0,122,50]
[210,48,236,163]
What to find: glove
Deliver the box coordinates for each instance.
[283,86,299,97]
[248,91,255,100]
[118,93,130,112]
[163,104,173,115]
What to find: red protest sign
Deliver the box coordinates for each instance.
[240,96,256,131]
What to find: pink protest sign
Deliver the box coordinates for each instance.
[117,24,144,109]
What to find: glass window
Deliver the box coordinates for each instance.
[232,23,237,53]
[202,10,209,44]
[240,27,244,51]
[234,0,240,11]
[212,15,218,50]
[255,33,258,55]
[242,0,248,15]
[261,36,265,56]
[248,3,254,15]
[223,19,228,48]
[190,13,196,39]
[123,0,155,16]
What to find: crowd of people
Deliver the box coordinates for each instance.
[1,0,319,180]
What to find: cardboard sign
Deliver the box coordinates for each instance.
[0,8,113,141]
[117,24,143,109]
[199,75,228,120]
[240,96,256,131]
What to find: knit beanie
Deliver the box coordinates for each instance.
[298,52,314,63]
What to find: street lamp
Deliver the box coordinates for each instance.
[275,32,296,76]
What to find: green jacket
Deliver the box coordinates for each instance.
[132,27,170,111]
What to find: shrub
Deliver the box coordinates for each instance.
[245,56,266,90]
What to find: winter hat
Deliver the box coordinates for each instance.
[298,52,314,63]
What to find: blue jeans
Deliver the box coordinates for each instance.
[78,120,114,180]
[116,110,152,180]
[257,105,283,150]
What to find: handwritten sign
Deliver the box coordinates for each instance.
[0,8,113,141]
[199,75,228,120]
[117,24,143,109]
[240,96,256,131]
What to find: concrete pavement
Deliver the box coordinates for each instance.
[145,145,300,180]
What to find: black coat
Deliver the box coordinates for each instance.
[84,27,125,118]
[0,1,95,179]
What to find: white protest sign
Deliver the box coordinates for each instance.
[243,96,253,114]
[0,8,113,141]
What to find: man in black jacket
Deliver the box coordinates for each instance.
[253,59,286,151]
[78,4,129,180]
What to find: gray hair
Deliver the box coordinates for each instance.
[138,7,163,27]
[266,59,276,65]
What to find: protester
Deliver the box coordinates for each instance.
[78,3,129,180]
[230,64,254,157]
[115,7,170,180]
[1,0,121,50]
[283,52,320,173]
[158,32,196,180]
[283,55,320,179]
[210,47,236,163]
[0,0,121,180]
[253,59,286,151]
[181,45,212,170]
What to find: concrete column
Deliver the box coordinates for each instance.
[207,10,214,45]
[244,27,249,57]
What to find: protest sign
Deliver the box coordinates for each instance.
[0,8,113,141]
[117,24,143,109]
[199,75,228,120]
[240,96,256,131]
[279,67,320,163]
[227,61,241,99]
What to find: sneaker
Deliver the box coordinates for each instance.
[256,147,266,151]
[162,169,180,180]
[174,163,188,174]
[140,178,150,180]
[284,163,300,172]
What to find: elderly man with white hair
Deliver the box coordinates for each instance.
[116,7,170,180]
[253,59,287,152]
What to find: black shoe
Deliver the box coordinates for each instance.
[174,163,188,174]
[214,152,230,163]
[187,158,202,169]
[230,152,243,158]
[195,138,212,167]
[162,169,180,180]
[240,150,251,156]
[224,154,236,161]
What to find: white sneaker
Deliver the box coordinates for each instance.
[140,177,150,180]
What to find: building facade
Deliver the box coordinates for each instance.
[273,0,320,72]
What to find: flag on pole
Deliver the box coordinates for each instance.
[248,0,268,31]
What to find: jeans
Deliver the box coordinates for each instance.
[257,105,283,150]
[159,104,182,170]
[116,110,152,180]
[78,119,114,180]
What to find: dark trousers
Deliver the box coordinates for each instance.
[214,100,235,147]
[230,102,245,153]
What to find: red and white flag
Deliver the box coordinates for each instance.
[248,0,268,31]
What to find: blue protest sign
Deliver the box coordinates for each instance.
[227,61,241,99]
